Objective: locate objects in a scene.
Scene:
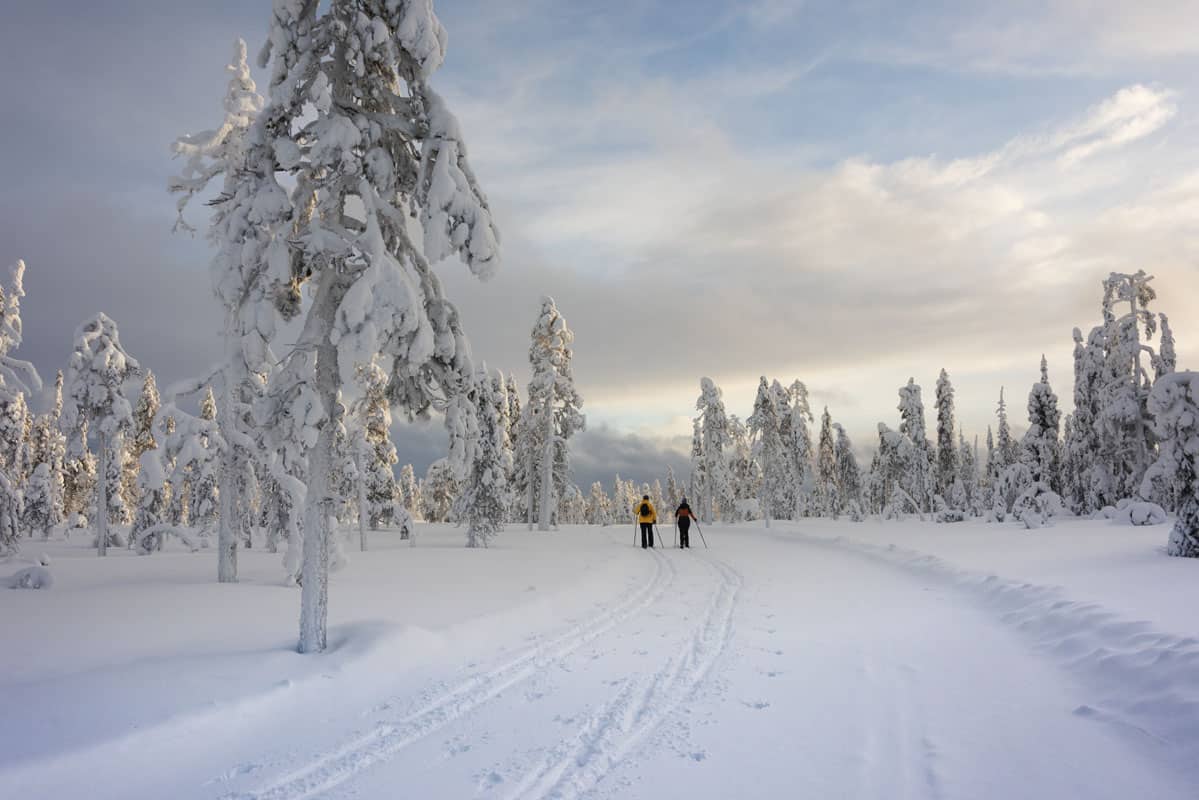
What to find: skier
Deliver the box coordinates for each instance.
[636,494,657,549]
[675,497,697,548]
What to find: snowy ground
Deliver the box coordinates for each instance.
[1,518,1197,799]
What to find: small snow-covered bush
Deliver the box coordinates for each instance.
[1013,483,1064,530]
[7,565,52,589]
[1110,500,1168,527]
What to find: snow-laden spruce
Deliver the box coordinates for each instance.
[514,298,584,531]
[833,422,863,520]
[0,261,41,553]
[782,381,814,519]
[177,0,502,653]
[1143,371,1199,557]
[748,377,787,528]
[169,38,274,583]
[815,407,838,517]
[934,369,958,501]
[353,363,401,529]
[695,378,734,523]
[455,366,510,547]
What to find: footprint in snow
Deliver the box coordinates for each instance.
[689,751,707,762]
[741,700,771,710]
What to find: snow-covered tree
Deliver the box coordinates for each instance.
[782,381,814,519]
[557,484,587,526]
[0,389,30,485]
[833,422,861,520]
[62,314,138,555]
[664,464,682,513]
[956,430,979,516]
[748,377,786,528]
[815,407,838,517]
[1155,314,1177,380]
[132,451,170,553]
[398,463,420,520]
[421,459,459,524]
[1095,271,1161,505]
[1022,356,1061,491]
[1144,372,1199,557]
[695,377,734,523]
[585,481,611,525]
[158,400,223,544]
[123,372,161,514]
[934,369,958,499]
[216,0,502,652]
[688,418,705,517]
[897,378,934,512]
[354,363,401,528]
[0,260,40,552]
[456,367,510,547]
[22,464,55,540]
[517,298,584,531]
[169,38,273,583]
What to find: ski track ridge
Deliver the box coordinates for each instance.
[224,547,676,800]
[787,530,1199,775]
[501,553,742,800]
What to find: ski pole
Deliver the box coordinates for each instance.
[633,518,638,547]
[695,521,709,549]
[674,520,678,549]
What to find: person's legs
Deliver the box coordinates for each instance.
[679,519,690,548]
[640,522,652,548]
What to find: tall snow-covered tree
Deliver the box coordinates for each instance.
[398,463,420,520]
[934,369,958,499]
[170,37,273,583]
[517,298,584,531]
[421,459,459,524]
[688,419,705,516]
[132,451,170,554]
[0,260,40,552]
[833,422,862,520]
[815,407,838,517]
[695,377,734,523]
[1022,356,1061,491]
[1144,372,1199,557]
[585,481,611,525]
[1064,326,1104,513]
[748,377,786,528]
[897,378,934,512]
[123,371,161,514]
[158,400,223,543]
[455,366,509,547]
[62,314,138,555]
[219,0,501,652]
[782,380,814,518]
[664,464,682,512]
[1095,271,1161,505]
[354,362,400,528]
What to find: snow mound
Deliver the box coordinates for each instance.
[6,565,53,589]
[1109,500,1168,527]
[795,531,1199,771]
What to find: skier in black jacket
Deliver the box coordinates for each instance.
[675,498,697,548]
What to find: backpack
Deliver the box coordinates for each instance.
[640,502,650,517]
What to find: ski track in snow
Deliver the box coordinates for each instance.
[499,554,742,800]
[856,647,941,800]
[225,548,676,800]
[789,531,1199,777]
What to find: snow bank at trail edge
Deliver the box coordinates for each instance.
[783,528,1199,777]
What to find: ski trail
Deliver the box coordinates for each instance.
[501,555,742,800]
[226,549,675,800]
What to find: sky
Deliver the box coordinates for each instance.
[2,0,1198,491]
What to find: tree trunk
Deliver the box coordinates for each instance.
[97,430,109,556]
[217,379,239,582]
[356,440,368,552]
[298,274,344,655]
[538,393,555,531]
[525,440,536,532]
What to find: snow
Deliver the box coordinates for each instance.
[0,518,1196,799]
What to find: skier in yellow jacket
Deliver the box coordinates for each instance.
[635,495,657,549]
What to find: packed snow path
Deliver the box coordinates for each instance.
[1,523,1195,799]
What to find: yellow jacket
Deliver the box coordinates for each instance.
[634,500,657,523]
